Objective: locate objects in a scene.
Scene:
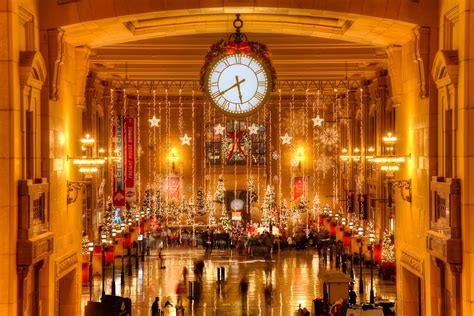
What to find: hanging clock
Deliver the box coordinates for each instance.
[201,14,276,117]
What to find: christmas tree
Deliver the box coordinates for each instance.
[195,187,206,215]
[247,176,258,203]
[312,193,321,215]
[220,205,231,232]
[124,202,133,223]
[142,185,153,213]
[365,219,375,237]
[214,174,226,203]
[261,185,277,226]
[205,192,214,214]
[382,228,395,263]
[180,195,189,213]
[280,199,289,223]
[155,189,163,217]
[101,196,115,236]
[298,195,309,213]
[82,235,90,255]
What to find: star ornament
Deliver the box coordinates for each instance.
[180,134,192,146]
[312,115,324,127]
[248,124,259,135]
[214,124,225,135]
[148,115,160,127]
[280,133,293,145]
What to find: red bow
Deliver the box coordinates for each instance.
[226,130,247,160]
[225,41,252,55]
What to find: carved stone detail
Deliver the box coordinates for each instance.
[75,46,91,109]
[46,28,65,101]
[56,252,78,278]
[413,26,431,99]
[400,250,423,277]
[386,45,402,107]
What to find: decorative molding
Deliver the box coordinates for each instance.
[386,45,402,107]
[46,28,65,101]
[56,252,78,278]
[412,26,431,99]
[75,46,91,109]
[431,50,458,88]
[400,250,423,277]
[19,51,47,89]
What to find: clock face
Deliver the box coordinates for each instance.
[205,53,271,116]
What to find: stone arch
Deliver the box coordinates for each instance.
[19,51,47,89]
[431,50,459,87]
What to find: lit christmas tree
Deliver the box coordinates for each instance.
[220,205,231,232]
[180,195,189,213]
[365,219,375,237]
[155,189,163,217]
[214,174,226,203]
[82,235,90,255]
[101,196,115,236]
[205,192,214,214]
[312,193,321,215]
[124,202,133,223]
[298,195,309,213]
[195,187,206,215]
[142,185,154,213]
[247,176,258,203]
[280,199,289,224]
[382,228,395,263]
[261,185,277,226]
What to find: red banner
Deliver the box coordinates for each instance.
[293,177,307,200]
[168,176,180,201]
[112,120,126,207]
[124,116,136,202]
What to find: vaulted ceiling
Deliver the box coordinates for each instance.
[89,33,388,82]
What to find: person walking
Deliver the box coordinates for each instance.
[158,239,165,269]
[151,297,159,316]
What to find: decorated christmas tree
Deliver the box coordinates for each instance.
[312,193,321,216]
[82,235,90,255]
[180,195,189,213]
[142,185,154,213]
[247,176,258,203]
[280,199,289,223]
[214,174,226,203]
[205,192,214,214]
[101,196,115,236]
[155,189,163,216]
[298,195,309,213]
[382,228,395,263]
[195,187,206,215]
[365,219,375,237]
[220,205,231,232]
[124,202,133,223]
[261,185,277,226]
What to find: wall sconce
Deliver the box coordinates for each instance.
[169,148,178,172]
[294,147,304,169]
[81,134,95,145]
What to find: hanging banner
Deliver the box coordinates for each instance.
[358,194,368,220]
[113,116,126,207]
[115,115,123,190]
[293,177,307,200]
[168,176,181,201]
[124,116,136,202]
[346,190,355,213]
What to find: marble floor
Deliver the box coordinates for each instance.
[82,248,396,315]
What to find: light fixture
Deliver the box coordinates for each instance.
[81,134,95,145]
[357,227,363,238]
[79,167,98,173]
[349,220,353,230]
[87,241,94,252]
[342,218,347,226]
[369,232,375,244]
[100,234,107,244]
[111,228,116,238]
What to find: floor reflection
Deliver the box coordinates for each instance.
[81,248,396,315]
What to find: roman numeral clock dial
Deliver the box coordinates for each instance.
[205,54,271,116]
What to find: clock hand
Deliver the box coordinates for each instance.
[235,75,243,103]
[218,78,246,96]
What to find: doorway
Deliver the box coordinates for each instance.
[401,267,424,316]
[58,270,77,316]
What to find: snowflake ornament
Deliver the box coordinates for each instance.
[272,151,280,160]
[318,126,339,146]
[315,154,333,178]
